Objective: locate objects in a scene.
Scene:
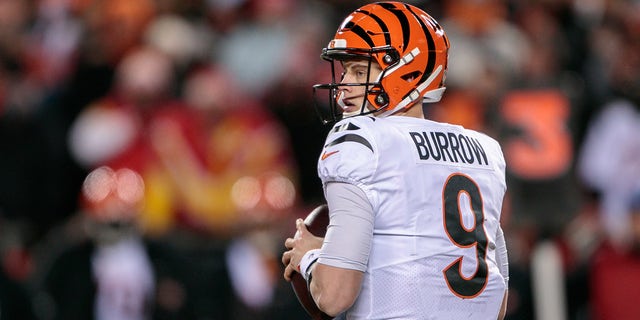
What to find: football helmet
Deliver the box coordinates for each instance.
[313,1,449,124]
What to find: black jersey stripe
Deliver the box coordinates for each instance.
[330,122,361,134]
[325,134,373,152]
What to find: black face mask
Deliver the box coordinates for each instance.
[312,47,396,125]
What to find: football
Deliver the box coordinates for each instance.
[291,204,332,320]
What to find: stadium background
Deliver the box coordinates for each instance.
[0,0,639,319]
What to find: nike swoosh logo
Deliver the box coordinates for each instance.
[321,150,339,160]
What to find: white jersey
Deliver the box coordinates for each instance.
[317,115,507,319]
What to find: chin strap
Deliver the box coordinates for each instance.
[379,64,444,118]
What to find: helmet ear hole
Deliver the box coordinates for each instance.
[401,71,422,82]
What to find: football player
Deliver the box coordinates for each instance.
[282,2,509,319]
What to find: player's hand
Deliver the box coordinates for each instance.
[282,218,324,281]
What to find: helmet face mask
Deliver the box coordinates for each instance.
[313,1,450,124]
[313,46,393,124]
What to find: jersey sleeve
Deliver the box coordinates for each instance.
[317,117,378,191]
[318,181,374,272]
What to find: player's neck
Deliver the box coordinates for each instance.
[390,103,424,119]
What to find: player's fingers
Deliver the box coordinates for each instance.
[282,250,292,266]
[283,263,295,281]
[284,237,296,249]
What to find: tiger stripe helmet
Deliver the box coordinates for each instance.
[313,1,449,123]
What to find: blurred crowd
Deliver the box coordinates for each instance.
[0,0,638,319]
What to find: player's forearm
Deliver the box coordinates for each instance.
[310,263,363,316]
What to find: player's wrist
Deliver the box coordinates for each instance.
[299,248,321,281]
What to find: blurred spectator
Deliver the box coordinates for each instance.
[179,64,302,318]
[215,0,313,97]
[64,46,248,320]
[28,0,84,89]
[578,0,640,245]
[68,45,190,235]
[35,166,195,320]
[589,189,640,319]
[144,14,212,74]
[178,65,297,227]
[578,100,640,246]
